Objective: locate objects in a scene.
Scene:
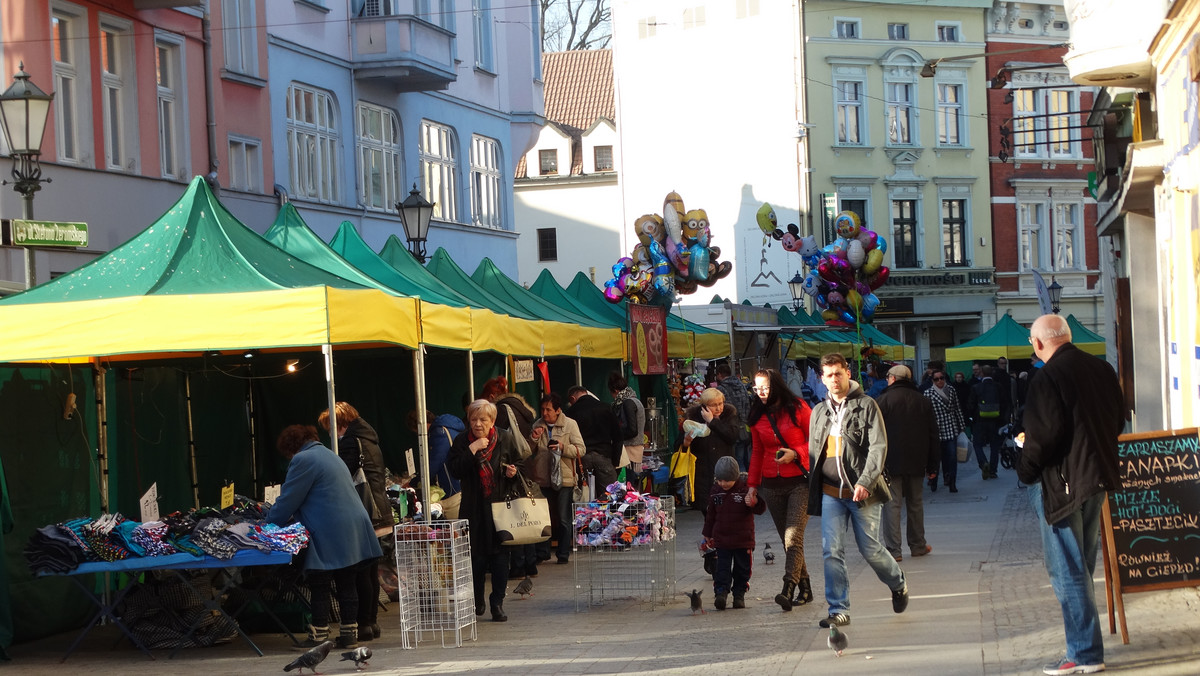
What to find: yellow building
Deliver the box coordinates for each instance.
[805,0,995,365]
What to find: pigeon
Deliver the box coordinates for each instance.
[685,589,706,615]
[339,646,372,670]
[284,640,333,674]
[513,576,534,599]
[763,542,776,565]
[828,626,848,657]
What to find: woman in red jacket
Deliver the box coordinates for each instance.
[745,368,813,612]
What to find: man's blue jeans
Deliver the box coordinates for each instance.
[1026,482,1105,665]
[820,493,906,615]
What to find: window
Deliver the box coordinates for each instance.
[228,136,261,192]
[470,135,503,229]
[537,228,557,262]
[736,0,760,19]
[638,16,658,39]
[936,23,959,42]
[356,102,403,211]
[420,120,458,222]
[417,0,455,31]
[683,6,706,29]
[937,84,963,145]
[473,0,493,71]
[835,19,860,39]
[942,199,967,266]
[156,38,185,178]
[539,149,558,175]
[222,0,257,76]
[594,145,614,172]
[891,200,918,268]
[1018,202,1044,271]
[1012,86,1080,159]
[888,23,908,40]
[52,4,90,164]
[886,82,913,145]
[1053,203,1081,269]
[286,83,339,203]
[834,80,864,145]
[99,19,136,172]
[841,199,867,231]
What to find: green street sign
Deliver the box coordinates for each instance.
[12,220,89,247]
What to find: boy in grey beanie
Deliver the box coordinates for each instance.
[702,456,767,610]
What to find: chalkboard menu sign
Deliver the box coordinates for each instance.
[1106,428,1200,590]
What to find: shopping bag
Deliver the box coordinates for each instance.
[669,449,696,506]
[956,431,970,463]
[491,472,551,545]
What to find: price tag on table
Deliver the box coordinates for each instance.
[139,483,159,522]
[263,484,281,505]
[221,483,235,510]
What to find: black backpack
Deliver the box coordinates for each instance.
[975,380,1001,419]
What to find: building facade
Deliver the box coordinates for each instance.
[805,0,995,365]
[0,0,543,292]
[513,49,621,288]
[986,1,1104,331]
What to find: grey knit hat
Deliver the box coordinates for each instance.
[714,456,740,482]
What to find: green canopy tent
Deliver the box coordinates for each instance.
[1066,314,1107,357]
[944,314,1032,363]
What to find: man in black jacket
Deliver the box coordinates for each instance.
[1017,314,1123,676]
[566,386,621,487]
[875,365,939,562]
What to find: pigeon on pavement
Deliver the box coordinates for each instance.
[828,626,848,657]
[284,640,333,674]
[339,646,372,670]
[513,576,534,599]
[685,589,706,615]
[763,542,776,564]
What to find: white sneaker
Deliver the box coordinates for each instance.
[1042,657,1105,675]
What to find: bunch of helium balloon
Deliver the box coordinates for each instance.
[603,192,732,306]
[755,203,889,326]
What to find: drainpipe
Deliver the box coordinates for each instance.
[202,9,219,179]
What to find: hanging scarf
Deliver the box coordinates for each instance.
[930,382,953,404]
[475,427,499,499]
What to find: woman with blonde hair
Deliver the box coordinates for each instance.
[679,387,740,514]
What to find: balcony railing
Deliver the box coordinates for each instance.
[351,13,456,91]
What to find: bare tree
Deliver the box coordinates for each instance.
[541,0,611,52]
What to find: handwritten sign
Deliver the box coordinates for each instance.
[220,483,235,510]
[264,484,281,505]
[1107,429,1200,589]
[139,483,159,523]
[405,448,416,478]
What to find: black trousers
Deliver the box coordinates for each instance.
[712,547,753,596]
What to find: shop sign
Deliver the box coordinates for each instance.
[12,219,89,247]
[513,359,535,383]
[886,270,993,287]
[874,296,914,316]
[628,304,667,375]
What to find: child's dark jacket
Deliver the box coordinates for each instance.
[702,477,766,550]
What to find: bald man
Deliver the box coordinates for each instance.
[1017,314,1124,676]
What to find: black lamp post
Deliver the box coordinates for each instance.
[787,272,806,314]
[1048,276,1063,314]
[396,183,435,263]
[0,64,54,289]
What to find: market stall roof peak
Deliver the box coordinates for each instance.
[0,176,366,306]
[471,258,609,328]
[263,203,403,296]
[377,235,479,308]
[326,222,470,307]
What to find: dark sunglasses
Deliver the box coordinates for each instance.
[932,376,945,381]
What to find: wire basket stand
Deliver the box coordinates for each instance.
[572,495,676,611]
[392,519,477,647]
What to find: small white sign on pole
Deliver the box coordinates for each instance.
[405,447,416,478]
[264,484,281,505]
[139,483,159,523]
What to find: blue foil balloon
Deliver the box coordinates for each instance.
[876,236,888,254]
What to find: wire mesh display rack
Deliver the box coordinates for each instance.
[572,495,676,611]
[393,519,477,647]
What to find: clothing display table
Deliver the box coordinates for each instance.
[39,549,292,661]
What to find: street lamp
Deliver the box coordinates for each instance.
[395,183,435,263]
[787,271,807,314]
[1048,276,1063,314]
[0,63,54,289]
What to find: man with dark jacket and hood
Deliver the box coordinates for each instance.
[807,353,908,630]
[875,365,939,562]
[1017,314,1123,676]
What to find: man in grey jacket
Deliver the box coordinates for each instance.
[807,353,908,629]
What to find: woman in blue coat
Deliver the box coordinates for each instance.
[268,425,383,650]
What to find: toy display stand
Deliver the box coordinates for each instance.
[392,519,476,648]
[572,495,676,611]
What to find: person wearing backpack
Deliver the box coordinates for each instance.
[608,373,646,475]
[968,365,1005,479]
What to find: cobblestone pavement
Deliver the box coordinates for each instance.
[7,460,1200,675]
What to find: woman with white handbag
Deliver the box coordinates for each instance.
[446,399,523,622]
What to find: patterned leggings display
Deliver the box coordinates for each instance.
[760,479,811,584]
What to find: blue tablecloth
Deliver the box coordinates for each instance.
[47,549,291,576]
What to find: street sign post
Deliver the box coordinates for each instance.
[12,219,88,247]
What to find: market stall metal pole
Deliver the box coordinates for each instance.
[323,344,338,455]
[186,372,200,508]
[467,349,475,400]
[94,364,109,513]
[413,344,431,524]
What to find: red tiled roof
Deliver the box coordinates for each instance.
[542,49,615,135]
